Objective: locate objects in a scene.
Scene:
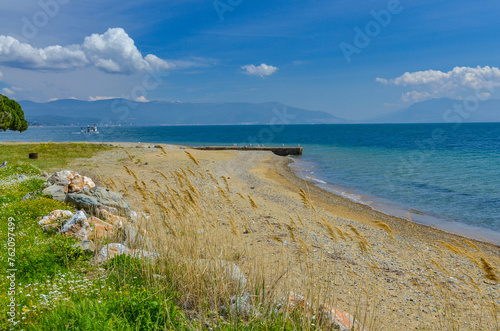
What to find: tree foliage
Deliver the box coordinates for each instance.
[0,94,28,132]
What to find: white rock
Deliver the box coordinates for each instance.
[96,243,130,263]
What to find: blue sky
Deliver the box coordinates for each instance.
[1,0,500,120]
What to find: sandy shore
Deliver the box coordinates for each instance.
[11,142,499,329]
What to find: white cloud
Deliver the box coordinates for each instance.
[134,96,149,102]
[0,28,177,74]
[0,71,3,78]
[0,35,88,70]
[241,63,278,78]
[82,28,174,74]
[401,91,433,103]
[2,87,14,96]
[89,96,119,101]
[377,66,500,102]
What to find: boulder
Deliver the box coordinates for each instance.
[96,243,130,263]
[48,170,79,186]
[65,193,99,213]
[88,217,114,240]
[67,187,130,216]
[60,210,92,241]
[91,187,131,216]
[42,184,67,202]
[47,170,95,194]
[317,304,361,331]
[39,210,74,227]
[67,174,95,193]
[98,208,128,228]
[73,240,96,253]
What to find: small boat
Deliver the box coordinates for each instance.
[81,125,99,134]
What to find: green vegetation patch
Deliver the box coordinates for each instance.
[0,162,189,330]
[0,142,115,171]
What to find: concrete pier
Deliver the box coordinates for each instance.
[194,146,302,156]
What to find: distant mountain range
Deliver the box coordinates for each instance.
[19,97,500,126]
[369,98,500,123]
[19,99,345,126]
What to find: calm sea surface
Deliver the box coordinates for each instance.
[2,123,499,244]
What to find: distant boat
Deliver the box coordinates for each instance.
[81,125,99,134]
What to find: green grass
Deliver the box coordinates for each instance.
[0,159,308,330]
[0,142,114,171]
[0,162,189,330]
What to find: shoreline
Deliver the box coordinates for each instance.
[247,152,500,253]
[2,140,498,248]
[281,157,500,250]
[287,157,500,247]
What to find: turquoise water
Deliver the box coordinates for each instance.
[2,123,499,244]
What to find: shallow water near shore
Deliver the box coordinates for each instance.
[2,123,500,244]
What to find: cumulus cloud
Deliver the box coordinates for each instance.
[241,63,278,78]
[0,28,177,74]
[82,28,174,73]
[0,36,88,70]
[2,87,14,96]
[377,66,500,102]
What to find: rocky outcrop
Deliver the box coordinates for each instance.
[42,185,66,202]
[88,217,114,240]
[96,243,130,263]
[47,170,95,193]
[67,174,95,193]
[98,208,128,228]
[91,187,131,215]
[39,210,74,232]
[59,210,92,241]
[39,168,151,266]
[66,187,130,216]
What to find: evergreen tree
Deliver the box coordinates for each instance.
[0,94,28,132]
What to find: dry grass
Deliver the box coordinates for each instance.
[101,156,499,331]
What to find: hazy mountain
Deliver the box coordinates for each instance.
[370,98,500,123]
[19,99,345,126]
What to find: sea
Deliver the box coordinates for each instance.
[2,123,499,245]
